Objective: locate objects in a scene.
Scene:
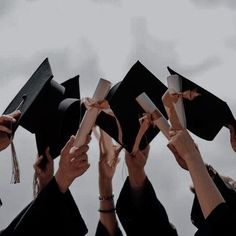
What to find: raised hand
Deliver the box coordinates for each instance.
[33,147,54,192]
[99,140,121,181]
[167,129,199,170]
[55,135,91,193]
[0,111,21,151]
[125,145,150,188]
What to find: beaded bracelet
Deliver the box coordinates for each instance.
[98,194,114,201]
[98,208,116,213]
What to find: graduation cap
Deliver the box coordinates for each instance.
[167,67,236,151]
[96,61,168,153]
[3,58,82,161]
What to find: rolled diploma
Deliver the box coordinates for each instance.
[167,75,186,128]
[136,92,170,140]
[73,79,111,148]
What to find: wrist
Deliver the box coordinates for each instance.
[99,176,113,183]
[183,150,201,165]
[128,169,146,189]
[99,184,113,197]
[55,170,72,193]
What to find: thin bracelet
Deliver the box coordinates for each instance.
[99,194,114,201]
[98,208,116,213]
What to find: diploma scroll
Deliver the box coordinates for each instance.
[136,92,170,140]
[73,79,111,148]
[162,75,186,130]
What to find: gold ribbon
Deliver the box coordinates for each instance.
[162,89,201,131]
[132,110,162,155]
[83,97,123,145]
[83,97,110,110]
[170,89,201,103]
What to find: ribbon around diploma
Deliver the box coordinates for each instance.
[132,110,162,155]
[162,89,201,131]
[171,89,201,103]
[83,97,123,145]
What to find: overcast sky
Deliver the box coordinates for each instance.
[0,0,236,235]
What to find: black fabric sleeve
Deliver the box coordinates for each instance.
[195,203,236,236]
[95,221,123,236]
[116,177,178,236]
[0,203,33,236]
[1,177,88,236]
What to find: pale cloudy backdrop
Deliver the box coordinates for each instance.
[0,1,236,235]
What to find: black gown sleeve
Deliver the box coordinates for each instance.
[195,203,236,236]
[95,221,123,236]
[0,177,88,236]
[116,177,178,236]
[0,202,33,236]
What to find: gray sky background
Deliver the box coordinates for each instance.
[0,1,236,235]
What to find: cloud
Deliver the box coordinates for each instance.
[190,0,236,9]
[169,56,222,78]
[91,0,121,4]
[127,17,221,83]
[225,34,236,51]
[127,17,178,82]
[0,0,17,18]
[0,38,102,106]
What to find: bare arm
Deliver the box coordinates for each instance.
[168,129,225,218]
[98,138,120,236]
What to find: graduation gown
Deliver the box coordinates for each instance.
[95,221,123,236]
[0,177,88,236]
[116,177,178,236]
[191,169,236,236]
[194,203,236,236]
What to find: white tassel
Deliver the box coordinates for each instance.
[33,171,39,199]
[10,140,20,184]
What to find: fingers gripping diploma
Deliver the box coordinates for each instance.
[167,129,200,171]
[55,135,91,193]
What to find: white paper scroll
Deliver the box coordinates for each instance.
[136,92,170,140]
[73,78,111,148]
[167,75,186,128]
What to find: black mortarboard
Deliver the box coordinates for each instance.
[3,58,82,159]
[167,67,236,142]
[191,172,236,229]
[96,61,168,153]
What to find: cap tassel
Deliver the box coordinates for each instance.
[33,171,39,199]
[10,140,20,184]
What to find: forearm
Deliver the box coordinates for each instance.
[99,178,118,236]
[128,168,146,189]
[186,152,225,219]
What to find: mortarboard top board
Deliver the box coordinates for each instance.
[4,58,53,132]
[167,67,236,141]
[96,61,168,153]
[3,58,82,160]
